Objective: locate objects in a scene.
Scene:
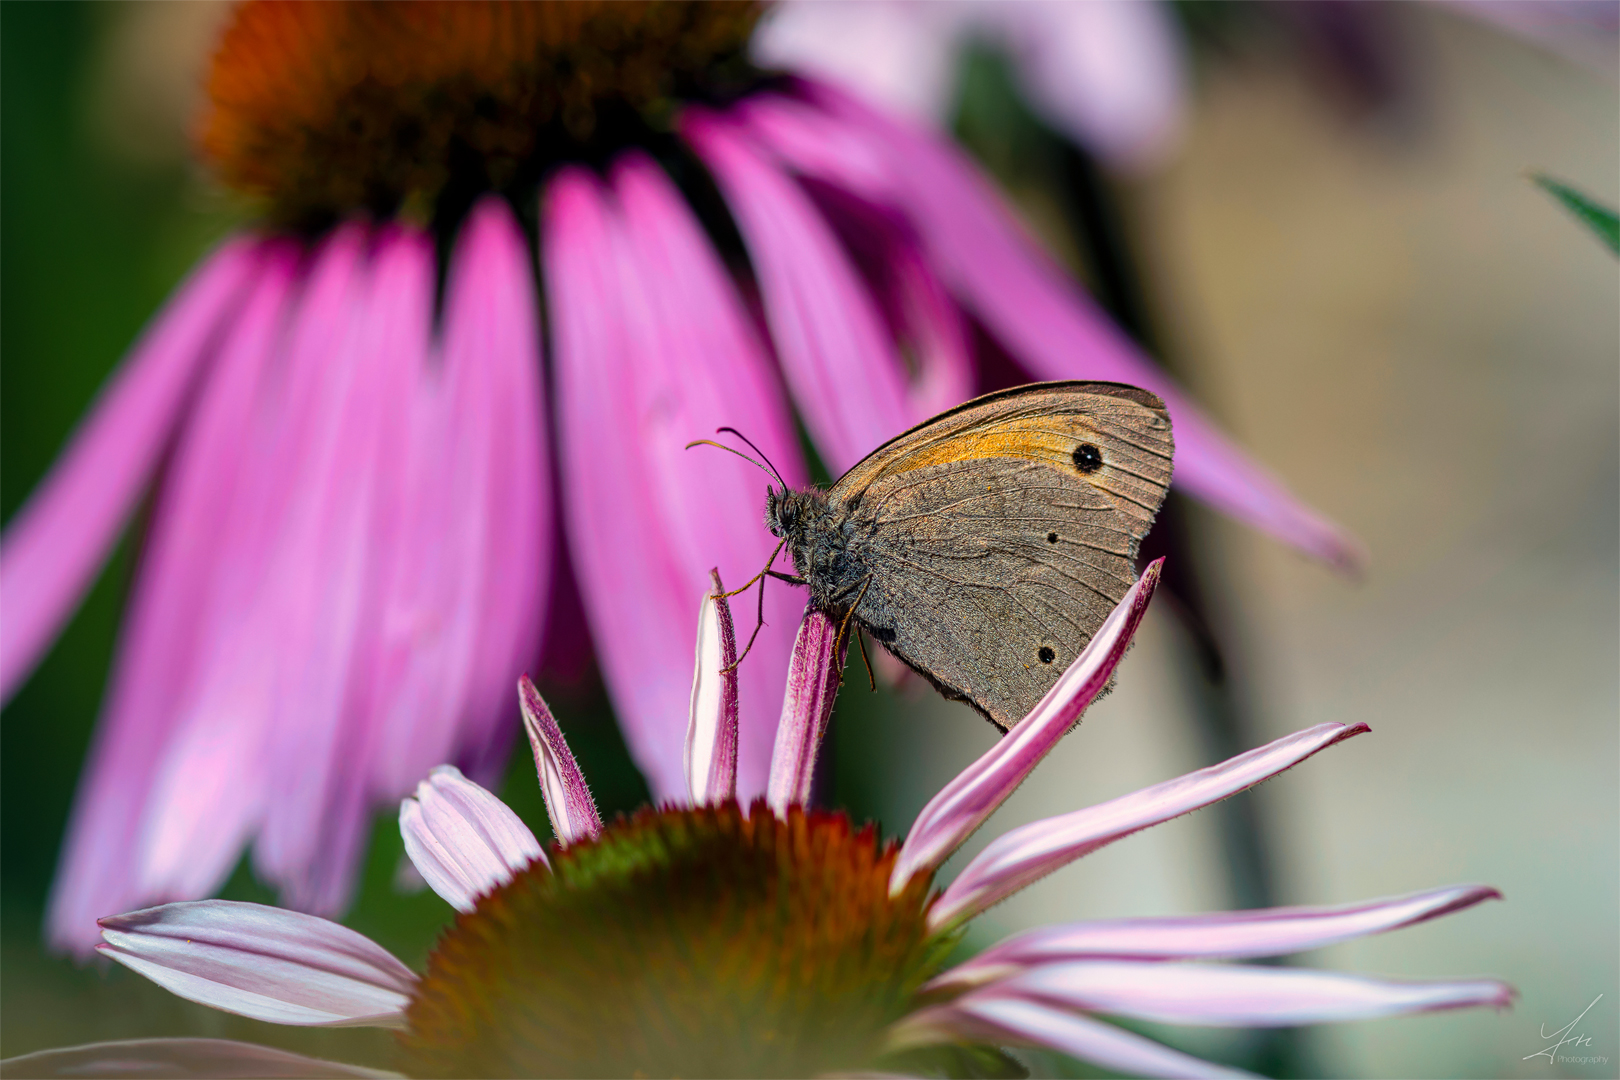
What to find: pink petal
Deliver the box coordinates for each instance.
[767,608,846,816]
[250,226,429,915]
[399,765,544,913]
[0,237,262,702]
[933,884,1503,991]
[931,722,1371,929]
[682,107,916,474]
[433,198,551,784]
[984,961,1516,1027]
[0,1038,399,1078]
[96,900,416,1028]
[608,154,806,795]
[686,571,741,806]
[750,84,1365,572]
[893,562,1162,893]
[545,162,804,801]
[891,997,1251,1080]
[45,242,306,954]
[519,676,602,844]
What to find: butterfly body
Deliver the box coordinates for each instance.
[763,381,1174,732]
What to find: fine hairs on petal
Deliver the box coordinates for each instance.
[767,608,847,816]
[519,676,602,845]
[686,570,740,806]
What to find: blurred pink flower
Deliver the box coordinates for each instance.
[2,3,1356,955]
[3,570,1511,1078]
[753,0,1188,173]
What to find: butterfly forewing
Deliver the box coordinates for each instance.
[830,383,1173,729]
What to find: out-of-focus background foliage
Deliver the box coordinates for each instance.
[2,3,1615,1077]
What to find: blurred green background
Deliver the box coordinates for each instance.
[3,3,1616,1077]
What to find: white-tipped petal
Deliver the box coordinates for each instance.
[399,765,543,913]
[96,901,415,1028]
[890,996,1252,1080]
[685,571,740,805]
[519,675,602,844]
[931,722,1370,929]
[892,562,1161,893]
[0,1037,401,1078]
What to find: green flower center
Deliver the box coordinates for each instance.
[201,0,763,228]
[401,802,949,1078]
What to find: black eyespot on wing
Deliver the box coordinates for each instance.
[1046,532,1059,544]
[1073,443,1103,474]
[1038,646,1056,664]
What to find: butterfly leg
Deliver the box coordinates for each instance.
[718,539,789,674]
[855,627,876,692]
[831,575,874,686]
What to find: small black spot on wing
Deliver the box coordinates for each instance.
[1038,646,1056,664]
[1047,532,1059,543]
[1073,443,1103,474]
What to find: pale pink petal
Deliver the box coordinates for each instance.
[977,0,1187,172]
[682,108,916,474]
[933,884,1503,991]
[0,237,261,702]
[686,572,740,806]
[751,84,1364,572]
[608,154,806,795]
[767,608,846,816]
[1441,0,1619,75]
[893,562,1162,894]
[399,765,544,913]
[0,1038,400,1078]
[984,960,1516,1026]
[751,1,963,127]
[545,167,708,800]
[96,901,415,1028]
[435,198,551,785]
[519,676,602,844]
[931,722,1371,929]
[45,242,305,954]
[890,997,1251,1080]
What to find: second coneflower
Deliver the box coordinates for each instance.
[6,568,1511,1079]
[4,0,1361,954]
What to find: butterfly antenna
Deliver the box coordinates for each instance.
[684,438,773,481]
[716,427,788,492]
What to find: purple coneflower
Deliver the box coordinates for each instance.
[3,569,1510,1078]
[2,1,1359,954]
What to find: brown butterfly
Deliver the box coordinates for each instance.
[701,381,1173,731]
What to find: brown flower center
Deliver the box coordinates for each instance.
[400,802,946,1079]
[200,0,762,228]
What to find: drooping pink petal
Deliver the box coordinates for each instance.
[400,765,544,913]
[519,676,602,845]
[932,884,1504,991]
[546,162,804,801]
[893,562,1161,894]
[96,900,416,1028]
[767,608,846,816]
[980,961,1516,1027]
[745,83,1364,572]
[608,154,806,794]
[686,572,740,806]
[890,996,1251,1080]
[0,237,262,703]
[931,722,1371,929]
[434,198,551,786]
[0,1038,399,1079]
[682,107,916,474]
[545,167,710,801]
[45,241,307,954]
[248,225,429,916]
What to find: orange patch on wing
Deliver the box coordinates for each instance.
[862,416,1091,483]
